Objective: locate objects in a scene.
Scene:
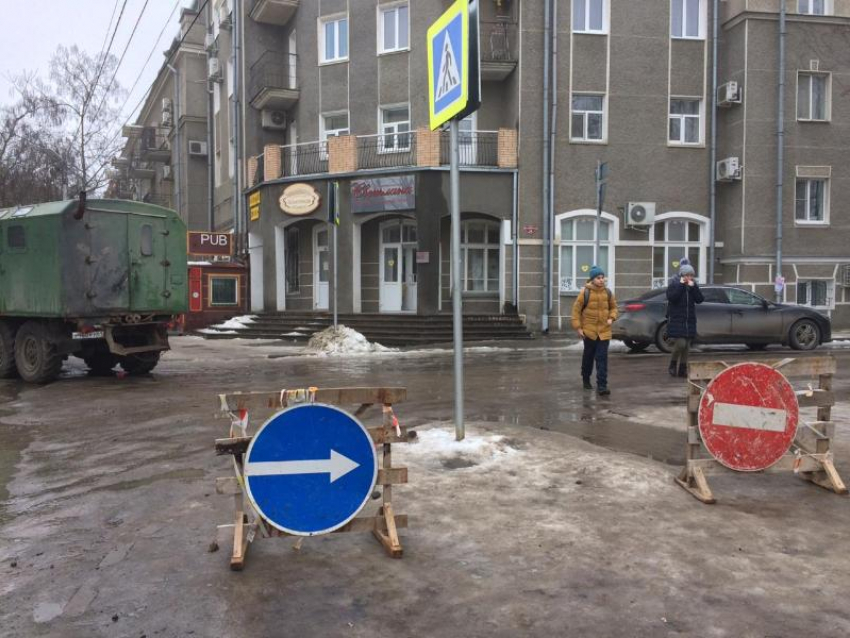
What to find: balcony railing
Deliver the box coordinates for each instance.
[440,131,500,167]
[139,126,171,162]
[281,140,328,177]
[357,133,418,171]
[248,51,299,110]
[480,20,518,81]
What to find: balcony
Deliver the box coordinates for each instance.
[248,51,299,111]
[248,129,517,185]
[139,126,172,163]
[250,0,298,27]
[480,20,518,81]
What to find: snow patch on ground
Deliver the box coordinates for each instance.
[211,315,257,330]
[405,427,521,470]
[824,340,850,349]
[197,328,238,335]
[306,325,395,356]
[563,339,630,353]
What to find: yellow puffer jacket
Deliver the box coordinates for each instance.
[571,282,618,341]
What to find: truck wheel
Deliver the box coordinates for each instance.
[14,322,63,384]
[120,352,161,375]
[0,322,18,378]
[84,353,119,376]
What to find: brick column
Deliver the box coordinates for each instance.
[264,144,281,181]
[497,128,518,169]
[328,135,357,173]
[246,156,258,186]
[416,127,441,167]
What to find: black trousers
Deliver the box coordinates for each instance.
[581,337,609,389]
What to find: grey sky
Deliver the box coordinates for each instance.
[0,0,195,125]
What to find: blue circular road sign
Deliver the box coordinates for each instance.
[243,403,378,536]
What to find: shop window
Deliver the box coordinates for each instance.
[652,219,703,288]
[462,220,500,293]
[559,216,611,293]
[210,276,239,306]
[286,227,300,293]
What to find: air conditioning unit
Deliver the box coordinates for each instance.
[716,157,742,182]
[162,165,172,180]
[841,264,850,287]
[208,57,222,82]
[204,33,217,51]
[626,202,656,226]
[261,109,288,130]
[717,81,742,107]
[188,140,208,156]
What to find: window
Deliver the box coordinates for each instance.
[573,0,606,33]
[726,288,764,306]
[798,0,828,15]
[320,112,350,159]
[140,224,153,256]
[379,3,409,53]
[701,288,729,304]
[652,219,702,288]
[571,94,604,142]
[319,15,348,63]
[671,0,704,39]
[795,178,828,224]
[669,99,702,145]
[559,217,611,293]
[285,227,300,293]
[462,220,500,293]
[797,73,829,121]
[210,276,239,306]
[380,105,411,152]
[7,225,25,250]
[798,280,833,308]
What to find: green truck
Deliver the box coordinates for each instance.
[0,198,188,383]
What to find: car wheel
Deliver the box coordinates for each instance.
[623,339,651,353]
[746,343,768,351]
[655,323,675,354]
[789,319,820,351]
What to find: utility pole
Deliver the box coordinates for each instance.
[594,161,608,266]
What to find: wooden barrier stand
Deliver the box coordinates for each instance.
[676,356,847,503]
[214,387,411,570]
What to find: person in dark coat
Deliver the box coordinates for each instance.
[666,260,704,377]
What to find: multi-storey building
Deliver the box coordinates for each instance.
[197,0,850,330]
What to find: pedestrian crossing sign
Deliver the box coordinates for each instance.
[427,0,479,130]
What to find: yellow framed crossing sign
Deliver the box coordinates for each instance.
[427,0,481,130]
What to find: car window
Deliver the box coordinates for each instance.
[701,288,729,303]
[636,290,666,302]
[726,288,762,305]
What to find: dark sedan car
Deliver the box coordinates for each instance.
[612,285,832,353]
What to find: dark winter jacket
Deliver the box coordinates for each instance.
[665,279,704,339]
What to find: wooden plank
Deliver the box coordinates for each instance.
[378,467,408,486]
[215,427,412,456]
[230,511,246,571]
[674,466,715,504]
[798,390,834,409]
[687,454,826,475]
[818,374,833,423]
[218,387,408,413]
[266,514,409,536]
[687,426,701,445]
[689,356,836,381]
[794,422,834,454]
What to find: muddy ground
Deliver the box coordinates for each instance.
[1,337,849,638]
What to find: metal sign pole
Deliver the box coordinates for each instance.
[332,181,339,329]
[333,221,338,329]
[595,161,601,265]
[450,120,465,441]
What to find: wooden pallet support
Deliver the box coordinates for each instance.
[676,356,847,503]
[214,387,410,570]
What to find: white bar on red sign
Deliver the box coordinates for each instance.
[712,403,787,433]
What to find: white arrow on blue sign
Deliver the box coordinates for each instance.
[243,404,379,536]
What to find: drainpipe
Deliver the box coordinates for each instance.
[540,0,553,333]
[548,0,559,329]
[230,0,242,245]
[775,0,786,302]
[206,2,215,230]
[708,0,719,283]
[167,64,181,218]
[512,170,519,308]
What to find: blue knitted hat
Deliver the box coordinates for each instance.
[588,265,605,280]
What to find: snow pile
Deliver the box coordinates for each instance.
[406,427,522,470]
[306,325,393,356]
[824,340,850,350]
[197,328,237,335]
[564,339,630,353]
[212,315,257,330]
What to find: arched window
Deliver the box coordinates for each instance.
[651,217,705,288]
[559,215,612,293]
[462,219,500,292]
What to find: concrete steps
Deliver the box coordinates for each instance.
[200,313,533,346]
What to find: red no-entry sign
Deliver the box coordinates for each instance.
[698,363,799,472]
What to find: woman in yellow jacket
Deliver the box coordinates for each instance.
[571,266,618,395]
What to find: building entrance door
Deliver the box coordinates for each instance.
[379,220,417,313]
[314,226,329,310]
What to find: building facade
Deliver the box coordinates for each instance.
[194,0,850,330]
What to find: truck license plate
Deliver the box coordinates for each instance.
[72,331,105,340]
